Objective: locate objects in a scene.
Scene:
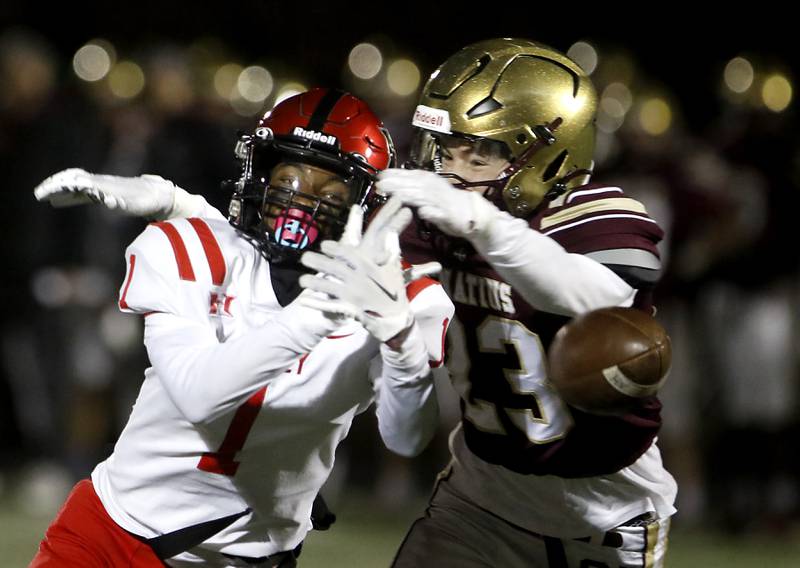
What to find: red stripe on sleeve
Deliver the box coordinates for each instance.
[406,276,437,301]
[153,221,196,281]
[401,259,439,301]
[187,218,226,286]
[118,254,136,310]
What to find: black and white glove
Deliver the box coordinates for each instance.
[33,168,207,220]
[299,197,439,343]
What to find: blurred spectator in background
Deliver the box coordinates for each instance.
[1,28,113,511]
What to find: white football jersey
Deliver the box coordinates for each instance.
[91,217,453,564]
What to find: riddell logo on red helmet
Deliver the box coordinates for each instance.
[292,127,337,145]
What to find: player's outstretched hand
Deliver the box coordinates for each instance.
[34,168,184,220]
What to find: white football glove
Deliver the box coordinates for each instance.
[33,168,206,220]
[338,195,440,284]
[377,168,497,238]
[299,196,438,343]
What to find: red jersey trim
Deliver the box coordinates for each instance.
[401,259,440,301]
[187,218,227,286]
[153,221,196,281]
[118,254,136,310]
[406,276,437,301]
[429,317,449,368]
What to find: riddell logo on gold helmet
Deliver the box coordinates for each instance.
[412,105,452,134]
[292,127,337,145]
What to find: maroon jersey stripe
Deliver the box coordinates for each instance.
[187,218,227,286]
[563,186,624,205]
[548,216,663,257]
[542,211,656,236]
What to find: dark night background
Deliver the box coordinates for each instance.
[2,3,800,566]
[6,2,799,122]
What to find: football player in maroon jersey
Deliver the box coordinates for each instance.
[379,38,677,568]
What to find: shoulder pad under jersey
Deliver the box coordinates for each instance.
[538,185,664,286]
[118,218,238,316]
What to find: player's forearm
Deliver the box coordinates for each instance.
[469,209,635,316]
[374,323,439,457]
[144,306,334,424]
[168,186,226,221]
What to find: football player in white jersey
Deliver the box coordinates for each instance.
[30,88,453,567]
[377,39,677,568]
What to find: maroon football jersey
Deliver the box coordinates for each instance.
[400,185,666,477]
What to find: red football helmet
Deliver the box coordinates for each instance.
[226,88,395,262]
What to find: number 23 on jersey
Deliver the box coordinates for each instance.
[448,315,573,444]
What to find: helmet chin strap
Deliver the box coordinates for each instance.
[503,118,563,177]
[542,167,594,201]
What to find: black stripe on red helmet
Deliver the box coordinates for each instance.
[225,88,395,264]
[306,88,346,132]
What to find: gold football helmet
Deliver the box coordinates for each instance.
[409,38,598,216]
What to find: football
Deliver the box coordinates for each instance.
[547,307,671,415]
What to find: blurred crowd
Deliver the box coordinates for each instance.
[1,26,799,536]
